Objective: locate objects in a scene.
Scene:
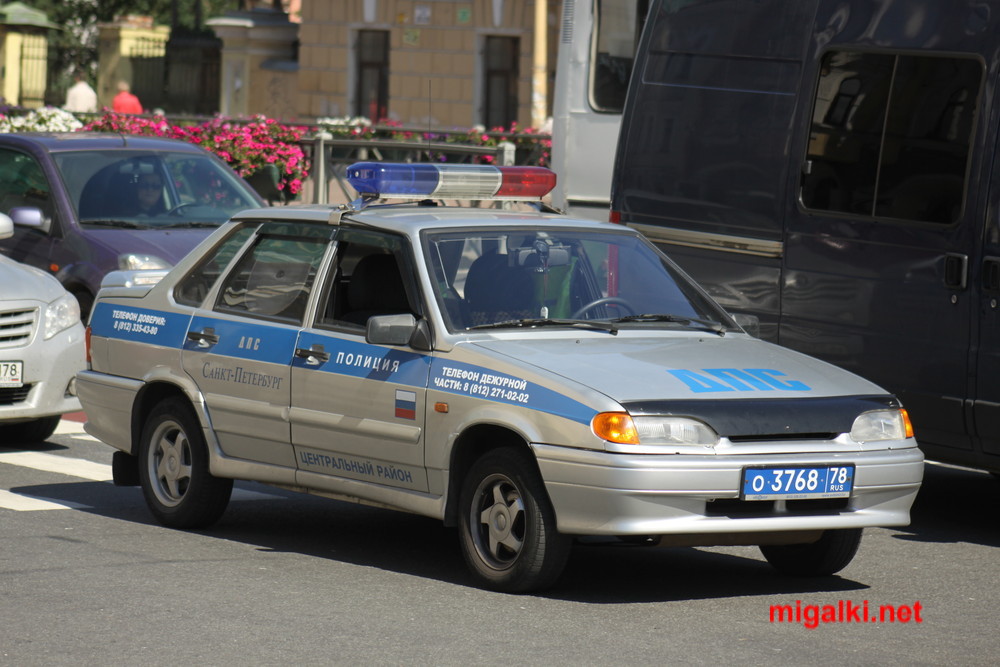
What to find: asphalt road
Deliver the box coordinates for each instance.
[1,417,997,665]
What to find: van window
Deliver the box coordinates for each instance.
[590,0,650,112]
[802,51,982,224]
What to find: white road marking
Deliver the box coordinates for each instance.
[0,489,87,511]
[0,451,112,481]
[0,449,285,511]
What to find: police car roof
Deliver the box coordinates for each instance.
[230,203,630,236]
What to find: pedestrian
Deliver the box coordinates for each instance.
[64,73,97,113]
[112,81,143,114]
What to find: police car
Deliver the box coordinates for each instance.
[76,163,923,592]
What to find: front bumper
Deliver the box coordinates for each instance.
[532,444,924,537]
[0,323,84,422]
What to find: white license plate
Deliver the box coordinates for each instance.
[741,465,854,500]
[0,361,23,387]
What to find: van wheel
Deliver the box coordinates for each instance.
[138,397,232,528]
[458,448,571,592]
[0,416,60,443]
[760,528,863,576]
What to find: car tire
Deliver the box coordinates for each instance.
[759,528,863,576]
[458,447,571,593]
[71,288,94,323]
[0,416,61,443]
[138,397,232,529]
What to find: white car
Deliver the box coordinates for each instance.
[0,214,85,442]
[76,163,923,592]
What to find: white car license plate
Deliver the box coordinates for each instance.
[0,361,23,388]
[741,465,854,501]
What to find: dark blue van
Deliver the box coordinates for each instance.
[611,0,1000,473]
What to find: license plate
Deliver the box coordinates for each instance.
[741,465,854,500]
[0,361,23,388]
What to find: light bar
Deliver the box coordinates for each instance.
[346,162,556,201]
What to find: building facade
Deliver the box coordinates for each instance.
[297,0,558,129]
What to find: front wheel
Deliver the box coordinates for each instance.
[458,448,571,593]
[138,397,232,528]
[760,528,863,576]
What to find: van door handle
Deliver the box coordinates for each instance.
[944,253,968,290]
[186,327,219,347]
[984,257,1000,292]
[295,345,330,365]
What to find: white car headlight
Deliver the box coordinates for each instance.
[44,293,81,340]
[118,253,171,271]
[592,412,719,447]
[850,409,913,443]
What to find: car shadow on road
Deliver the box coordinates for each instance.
[13,460,996,601]
[889,461,1000,548]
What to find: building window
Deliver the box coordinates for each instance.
[355,30,389,122]
[483,36,519,128]
[802,50,982,224]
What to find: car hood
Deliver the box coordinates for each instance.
[469,333,887,402]
[83,226,217,264]
[0,255,67,303]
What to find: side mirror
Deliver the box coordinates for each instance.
[9,207,44,228]
[732,313,761,338]
[367,313,418,346]
[0,212,12,240]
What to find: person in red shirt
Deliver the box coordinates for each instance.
[112,81,143,114]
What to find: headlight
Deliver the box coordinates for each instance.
[592,412,719,447]
[850,408,914,443]
[44,293,81,340]
[118,253,171,271]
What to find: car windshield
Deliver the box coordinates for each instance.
[53,149,261,228]
[423,227,735,332]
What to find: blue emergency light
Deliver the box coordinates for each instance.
[346,162,557,200]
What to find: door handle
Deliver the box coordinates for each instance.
[944,253,968,290]
[984,257,1000,292]
[295,345,330,365]
[186,327,219,347]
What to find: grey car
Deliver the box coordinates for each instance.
[0,213,84,442]
[76,163,923,592]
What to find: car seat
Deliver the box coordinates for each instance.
[341,254,412,325]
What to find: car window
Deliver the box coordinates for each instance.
[0,148,56,225]
[174,223,256,307]
[53,150,260,227]
[314,229,413,331]
[424,228,728,331]
[215,224,330,324]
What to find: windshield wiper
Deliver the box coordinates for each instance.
[612,313,726,336]
[468,318,619,335]
[79,218,149,229]
[160,221,221,229]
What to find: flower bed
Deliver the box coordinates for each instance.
[79,112,309,201]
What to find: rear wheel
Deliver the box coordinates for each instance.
[760,528,863,576]
[458,447,571,593]
[138,397,232,528]
[0,416,60,443]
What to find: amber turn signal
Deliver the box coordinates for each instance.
[591,412,639,444]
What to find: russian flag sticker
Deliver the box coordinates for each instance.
[395,389,417,420]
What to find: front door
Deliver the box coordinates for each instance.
[290,229,431,492]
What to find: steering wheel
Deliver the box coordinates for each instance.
[571,297,636,319]
[165,202,199,216]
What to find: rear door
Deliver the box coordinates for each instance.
[180,222,329,468]
[785,46,986,452]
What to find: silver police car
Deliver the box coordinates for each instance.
[76,163,923,592]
